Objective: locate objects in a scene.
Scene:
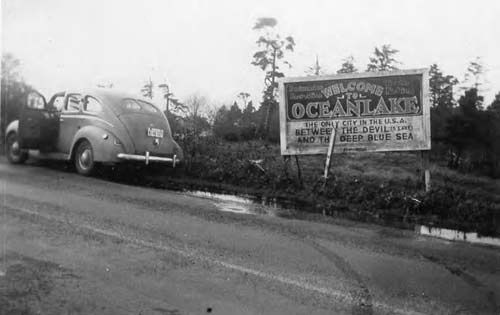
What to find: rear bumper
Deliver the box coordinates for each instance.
[117,152,178,167]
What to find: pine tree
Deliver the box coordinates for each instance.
[251,17,295,139]
[366,45,401,72]
[337,56,358,74]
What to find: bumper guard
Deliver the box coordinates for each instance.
[117,152,178,167]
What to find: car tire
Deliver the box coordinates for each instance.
[74,140,95,176]
[6,132,28,164]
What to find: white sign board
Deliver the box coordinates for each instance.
[278,69,431,155]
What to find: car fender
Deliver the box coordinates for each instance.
[5,120,19,138]
[70,125,125,162]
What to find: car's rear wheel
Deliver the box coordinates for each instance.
[74,140,95,176]
[6,132,28,164]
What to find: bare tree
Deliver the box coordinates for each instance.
[184,93,208,118]
[205,102,222,126]
[463,56,488,93]
[1,53,21,82]
[1,53,32,147]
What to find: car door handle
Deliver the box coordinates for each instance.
[60,118,64,122]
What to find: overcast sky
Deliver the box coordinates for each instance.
[2,0,500,110]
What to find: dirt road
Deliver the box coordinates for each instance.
[1,161,499,315]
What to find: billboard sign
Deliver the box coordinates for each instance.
[278,69,430,155]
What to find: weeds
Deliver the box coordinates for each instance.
[174,136,500,236]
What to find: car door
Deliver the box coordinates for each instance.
[18,91,59,151]
[57,93,83,154]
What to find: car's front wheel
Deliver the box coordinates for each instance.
[6,132,28,164]
[74,140,95,176]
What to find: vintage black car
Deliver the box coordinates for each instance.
[5,89,183,175]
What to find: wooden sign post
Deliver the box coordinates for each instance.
[421,150,431,192]
[323,126,337,187]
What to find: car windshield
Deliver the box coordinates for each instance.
[121,99,159,114]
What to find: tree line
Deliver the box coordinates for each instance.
[1,17,499,176]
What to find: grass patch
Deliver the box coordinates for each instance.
[172,137,500,236]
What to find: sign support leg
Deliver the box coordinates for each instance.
[283,155,291,180]
[421,150,431,192]
[323,127,337,188]
[294,155,303,188]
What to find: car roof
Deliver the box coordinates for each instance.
[80,89,162,114]
[87,89,141,102]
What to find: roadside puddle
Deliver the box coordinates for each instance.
[185,190,295,217]
[417,225,500,248]
[185,191,500,248]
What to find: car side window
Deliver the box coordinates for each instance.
[65,94,82,112]
[27,93,46,110]
[52,96,65,112]
[84,96,102,113]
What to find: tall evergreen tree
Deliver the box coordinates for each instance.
[141,78,154,99]
[366,45,401,72]
[429,64,458,109]
[306,55,323,76]
[462,57,488,107]
[337,56,358,74]
[487,92,500,113]
[429,64,459,142]
[464,56,486,90]
[251,17,295,139]
[445,88,484,168]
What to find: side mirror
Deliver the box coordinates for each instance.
[27,92,47,110]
